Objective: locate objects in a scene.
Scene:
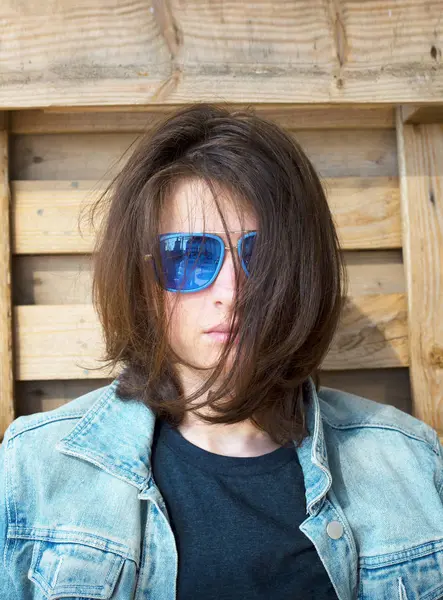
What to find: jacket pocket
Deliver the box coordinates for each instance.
[28,540,125,599]
[358,539,443,600]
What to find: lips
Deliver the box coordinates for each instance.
[204,320,238,334]
[205,326,231,334]
[204,322,239,345]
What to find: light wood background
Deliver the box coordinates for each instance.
[1,1,443,107]
[0,0,442,445]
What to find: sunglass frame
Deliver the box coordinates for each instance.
[144,230,257,293]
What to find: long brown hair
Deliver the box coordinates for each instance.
[84,103,348,447]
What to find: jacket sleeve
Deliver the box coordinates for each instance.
[0,428,19,598]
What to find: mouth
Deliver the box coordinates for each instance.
[204,331,239,344]
[205,331,230,342]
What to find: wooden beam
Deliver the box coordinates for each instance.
[10,177,401,254]
[0,2,442,107]
[12,251,404,306]
[10,105,395,134]
[401,105,443,125]
[0,113,15,442]
[13,295,408,380]
[396,111,443,434]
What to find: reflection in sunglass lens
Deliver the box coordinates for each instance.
[159,235,223,291]
[156,232,257,292]
[240,233,256,275]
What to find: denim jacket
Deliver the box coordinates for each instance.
[1,375,443,600]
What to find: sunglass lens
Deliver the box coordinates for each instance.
[159,235,222,291]
[239,232,256,275]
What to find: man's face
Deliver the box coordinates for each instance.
[159,178,257,377]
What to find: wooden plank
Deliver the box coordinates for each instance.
[12,250,405,306]
[15,379,114,416]
[319,368,411,415]
[10,105,395,134]
[0,114,15,441]
[396,112,443,434]
[14,305,116,381]
[12,180,100,254]
[323,293,408,370]
[12,250,404,306]
[14,294,408,380]
[325,177,401,250]
[10,128,398,180]
[344,251,404,297]
[0,1,442,107]
[401,105,443,125]
[10,177,401,254]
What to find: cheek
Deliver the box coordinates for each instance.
[164,293,234,370]
[165,293,205,349]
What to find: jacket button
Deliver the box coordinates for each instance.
[326,520,344,539]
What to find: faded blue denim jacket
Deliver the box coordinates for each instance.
[1,375,443,600]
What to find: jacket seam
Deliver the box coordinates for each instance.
[57,379,121,445]
[321,417,438,455]
[436,434,443,497]
[58,442,146,489]
[60,389,114,444]
[8,527,137,562]
[6,380,120,442]
[7,412,86,442]
[3,436,14,575]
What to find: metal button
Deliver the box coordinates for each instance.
[326,520,344,539]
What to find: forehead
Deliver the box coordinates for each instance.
[159,177,257,234]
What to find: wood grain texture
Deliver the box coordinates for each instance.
[10,128,398,180]
[10,105,396,133]
[396,112,443,433]
[12,250,404,307]
[401,105,443,125]
[1,1,442,107]
[13,295,408,381]
[10,177,401,254]
[12,250,405,306]
[0,116,15,441]
[324,293,408,370]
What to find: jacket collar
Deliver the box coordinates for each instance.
[56,374,331,516]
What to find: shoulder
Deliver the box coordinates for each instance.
[317,385,441,456]
[2,382,112,448]
[0,382,118,522]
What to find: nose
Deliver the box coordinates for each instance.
[211,246,240,298]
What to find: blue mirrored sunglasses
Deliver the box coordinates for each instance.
[144,231,257,293]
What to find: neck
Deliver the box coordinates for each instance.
[174,365,283,457]
[177,414,284,457]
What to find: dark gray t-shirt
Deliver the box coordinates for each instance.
[151,417,338,599]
